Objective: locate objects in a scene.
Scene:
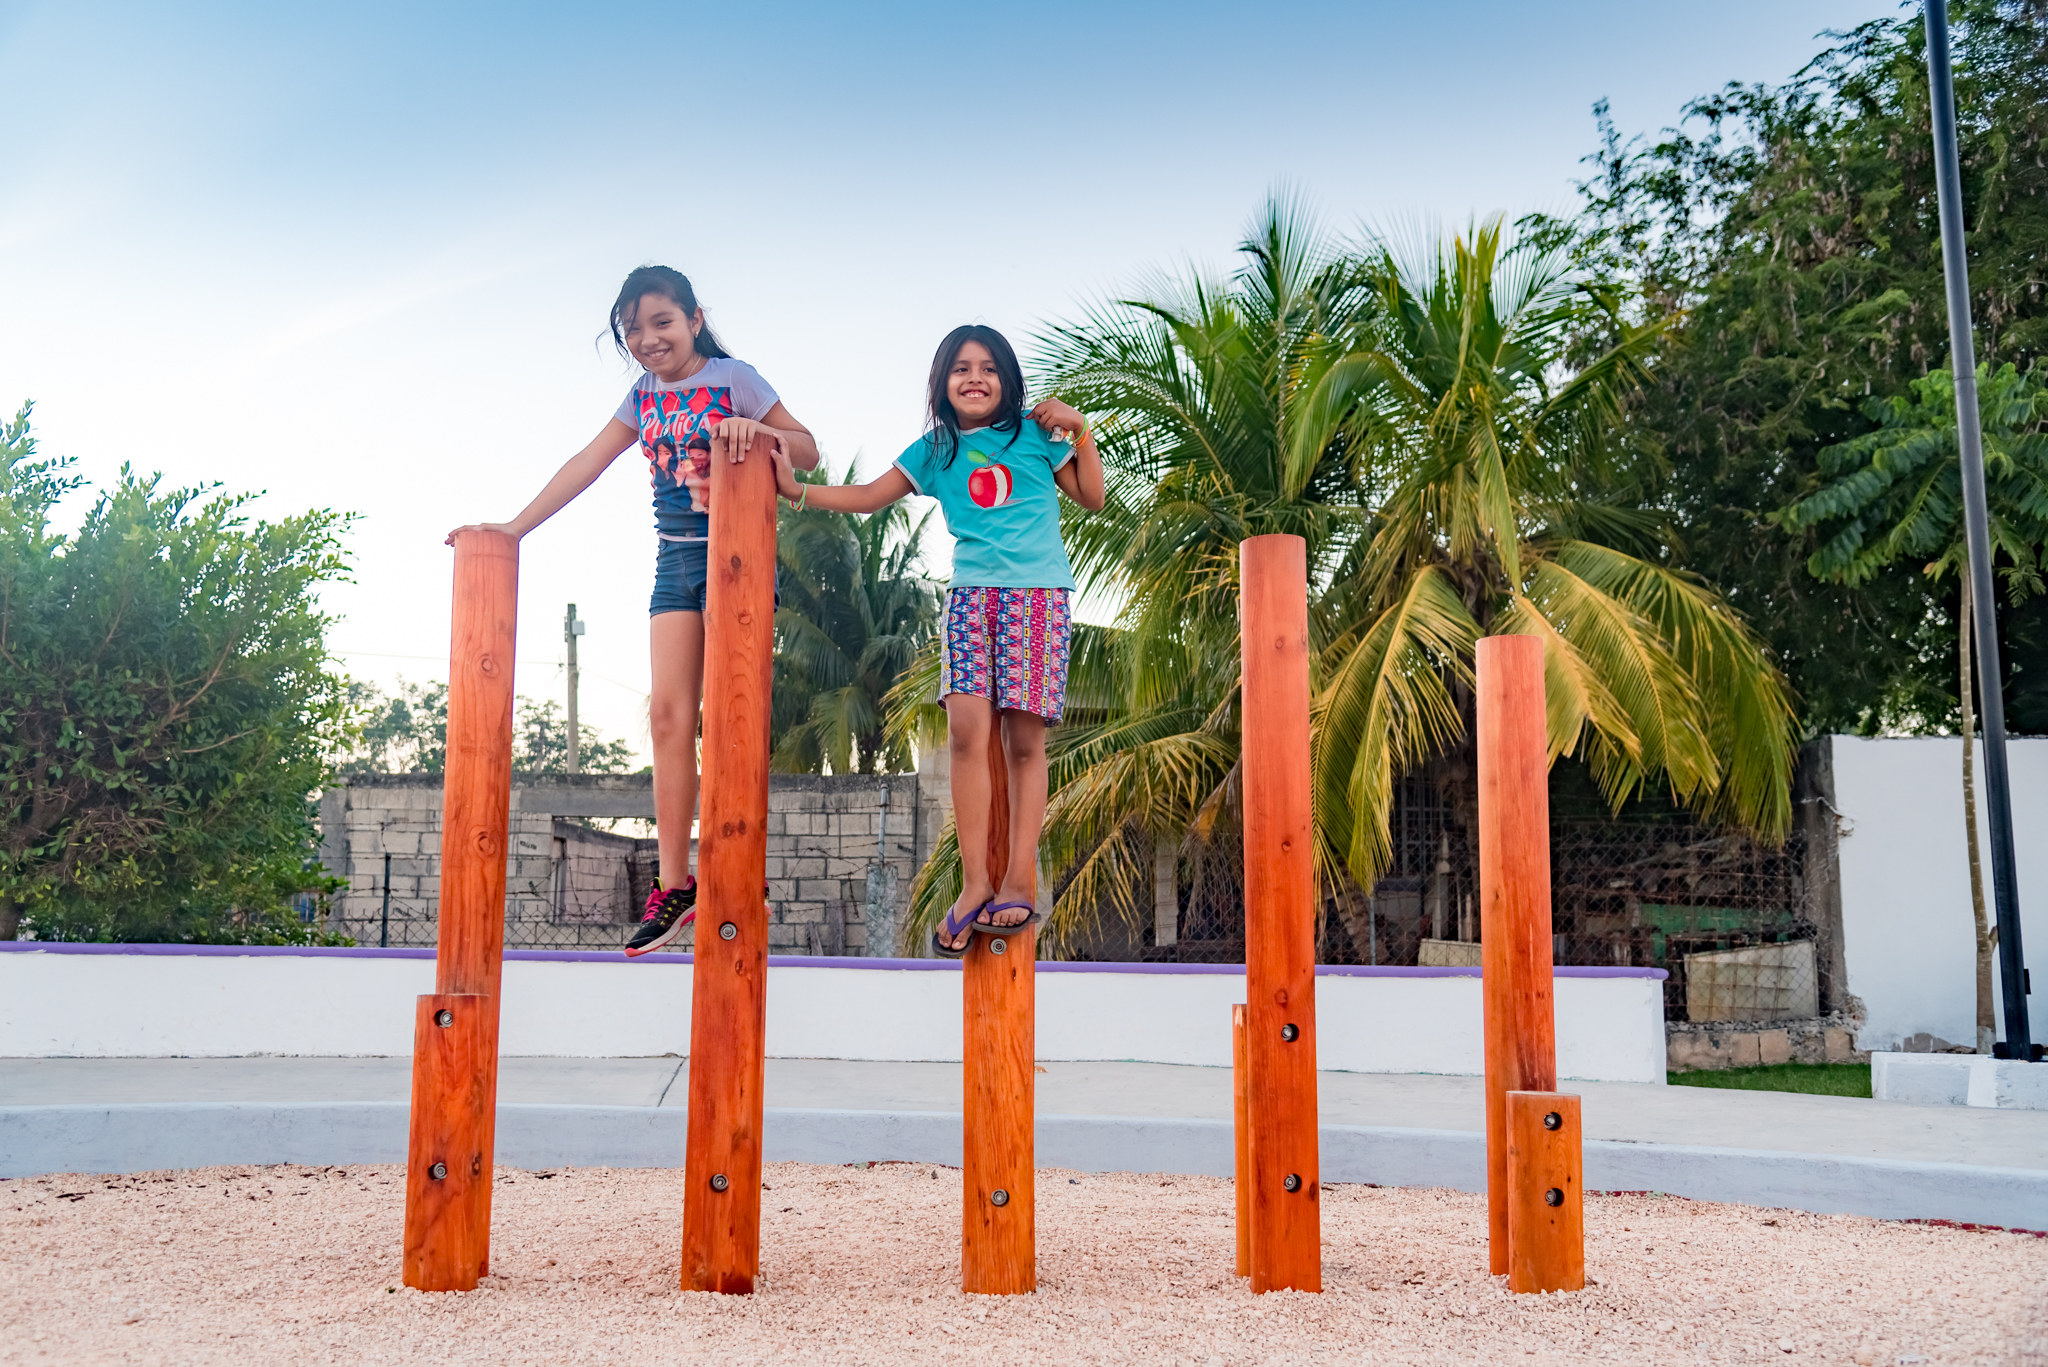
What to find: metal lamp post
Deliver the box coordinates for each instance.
[1924,0,2036,1060]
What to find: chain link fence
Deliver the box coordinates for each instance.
[1066,778,1821,1023]
[328,824,659,952]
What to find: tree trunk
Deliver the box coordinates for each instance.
[1961,578,1996,1055]
[0,897,18,940]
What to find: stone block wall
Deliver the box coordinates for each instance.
[316,769,937,955]
[1664,1013,1868,1072]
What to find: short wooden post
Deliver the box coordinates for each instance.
[1477,634,1573,1284]
[962,723,1035,1294]
[680,435,778,1294]
[1238,534,1320,1294]
[403,995,493,1288]
[1232,1002,1250,1278]
[402,530,518,1292]
[1505,1092,1585,1293]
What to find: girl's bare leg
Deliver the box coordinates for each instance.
[942,693,997,950]
[649,611,705,891]
[988,709,1048,926]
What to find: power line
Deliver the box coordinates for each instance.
[332,648,648,698]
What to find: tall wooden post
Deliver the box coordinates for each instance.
[1478,634,1580,1290]
[403,530,518,1292]
[1238,534,1320,1294]
[681,435,778,1294]
[962,724,1036,1294]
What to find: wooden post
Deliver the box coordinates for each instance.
[962,723,1035,1294]
[402,530,518,1292]
[1477,634,1562,1279]
[1232,1002,1250,1278]
[680,435,778,1294]
[1238,534,1320,1294]
[402,995,493,1289]
[1505,1092,1585,1293]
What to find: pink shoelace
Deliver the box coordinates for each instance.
[641,879,693,922]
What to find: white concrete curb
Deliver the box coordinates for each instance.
[1871,1050,2048,1109]
[5,1103,2041,1230]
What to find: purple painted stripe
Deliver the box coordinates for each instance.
[1555,966,1672,980]
[0,941,1667,979]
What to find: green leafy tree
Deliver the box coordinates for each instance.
[1545,0,2048,731]
[772,462,942,775]
[343,677,447,773]
[512,697,636,775]
[1782,359,2048,1049]
[0,404,352,942]
[341,678,636,775]
[1781,363,2048,597]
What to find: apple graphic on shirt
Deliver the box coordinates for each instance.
[965,449,1013,508]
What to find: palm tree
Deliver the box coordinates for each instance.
[772,462,942,775]
[1315,216,1797,884]
[897,201,1798,955]
[1781,360,2048,1051]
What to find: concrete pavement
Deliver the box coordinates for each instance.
[4,1055,2044,1172]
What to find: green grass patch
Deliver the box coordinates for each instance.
[1667,1062,1871,1098]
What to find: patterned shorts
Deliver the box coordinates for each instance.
[937,587,1073,723]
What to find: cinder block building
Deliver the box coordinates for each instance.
[316,755,947,957]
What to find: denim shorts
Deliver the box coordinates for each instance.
[649,536,779,616]
[650,537,709,616]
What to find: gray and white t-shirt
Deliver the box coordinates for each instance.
[613,358,781,537]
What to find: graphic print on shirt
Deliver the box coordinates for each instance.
[637,386,732,513]
[964,446,1014,508]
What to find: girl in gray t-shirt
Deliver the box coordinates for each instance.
[445,264,820,957]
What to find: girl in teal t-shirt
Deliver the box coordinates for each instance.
[770,324,1104,955]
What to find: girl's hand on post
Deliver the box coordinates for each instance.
[1028,399,1089,444]
[711,417,783,464]
[445,521,520,546]
[770,447,802,501]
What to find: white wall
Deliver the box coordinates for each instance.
[1832,735,2048,1051]
[0,951,1666,1083]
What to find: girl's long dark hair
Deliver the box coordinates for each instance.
[926,324,1026,468]
[608,265,732,361]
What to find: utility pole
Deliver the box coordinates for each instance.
[1925,0,2035,1061]
[565,603,585,775]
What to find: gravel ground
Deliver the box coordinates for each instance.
[3,1161,2043,1366]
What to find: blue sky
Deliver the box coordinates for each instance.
[2,0,1897,763]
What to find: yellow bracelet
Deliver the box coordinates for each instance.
[798,484,808,512]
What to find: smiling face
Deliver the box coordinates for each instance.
[622,292,706,381]
[946,341,1004,429]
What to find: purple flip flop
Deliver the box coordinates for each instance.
[931,900,987,959]
[972,900,1043,938]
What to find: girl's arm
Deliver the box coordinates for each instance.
[710,401,821,471]
[1031,400,1106,511]
[445,417,639,544]
[771,448,914,514]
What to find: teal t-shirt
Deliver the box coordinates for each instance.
[893,422,1077,590]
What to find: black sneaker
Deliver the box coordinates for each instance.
[625,879,695,957]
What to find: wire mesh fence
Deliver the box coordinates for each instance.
[1071,779,1820,1023]
[327,826,660,952]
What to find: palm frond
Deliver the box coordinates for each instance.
[1312,565,1479,884]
